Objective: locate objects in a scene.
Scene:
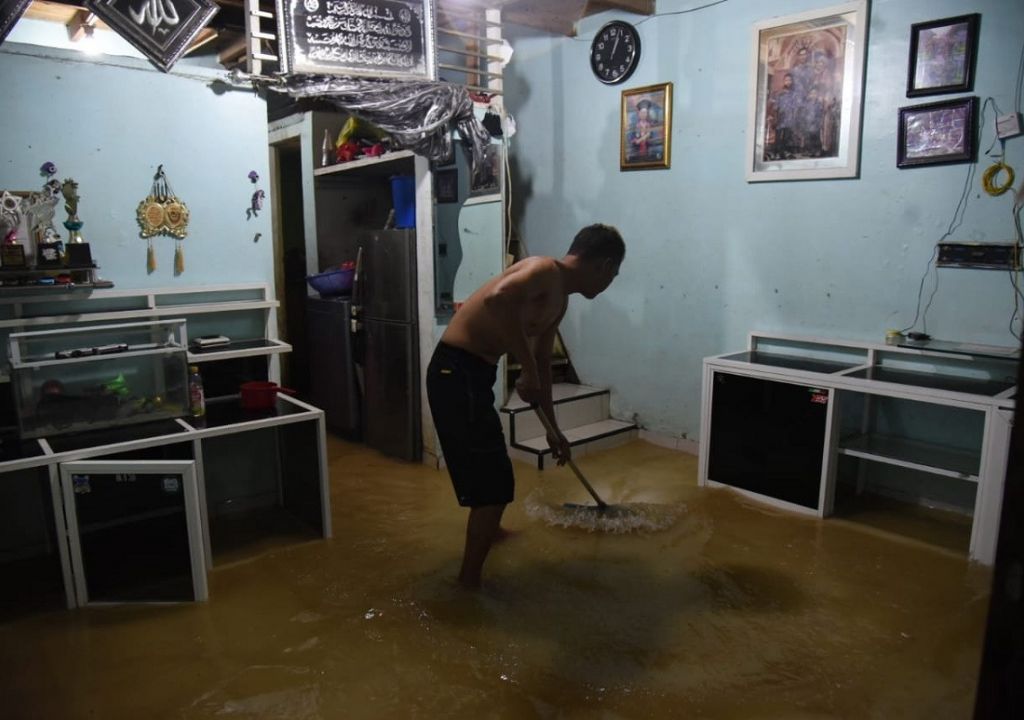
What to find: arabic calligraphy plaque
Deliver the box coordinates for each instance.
[0,0,32,45]
[278,0,437,80]
[85,0,219,73]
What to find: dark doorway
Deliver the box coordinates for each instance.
[273,140,310,396]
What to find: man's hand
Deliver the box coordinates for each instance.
[515,372,543,406]
[547,430,571,466]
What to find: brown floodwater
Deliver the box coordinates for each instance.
[0,437,991,719]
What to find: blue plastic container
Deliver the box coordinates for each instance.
[390,175,416,228]
[306,267,355,297]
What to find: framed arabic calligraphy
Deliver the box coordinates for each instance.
[85,0,219,73]
[277,0,438,80]
[0,0,32,46]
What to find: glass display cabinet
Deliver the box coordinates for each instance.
[59,460,207,605]
[8,319,189,438]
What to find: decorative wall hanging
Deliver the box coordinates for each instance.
[247,170,264,220]
[275,77,491,183]
[0,0,32,46]
[137,165,190,274]
[277,0,437,81]
[746,0,869,182]
[907,14,980,98]
[897,96,978,168]
[85,0,219,73]
[620,82,672,171]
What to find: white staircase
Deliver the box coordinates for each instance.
[501,383,637,469]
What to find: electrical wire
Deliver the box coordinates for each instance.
[1015,35,1024,114]
[572,0,730,40]
[899,160,976,335]
[982,161,1015,196]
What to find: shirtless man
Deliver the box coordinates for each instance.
[426,224,625,587]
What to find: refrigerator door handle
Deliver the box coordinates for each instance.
[352,245,365,318]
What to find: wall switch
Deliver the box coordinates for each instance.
[996,112,1023,140]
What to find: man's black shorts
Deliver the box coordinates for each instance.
[426,342,514,507]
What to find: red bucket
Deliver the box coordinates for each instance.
[240,381,295,411]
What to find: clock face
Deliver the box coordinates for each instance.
[590,21,641,85]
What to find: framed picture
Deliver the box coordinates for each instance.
[85,0,220,73]
[620,83,672,170]
[897,96,978,168]
[907,14,980,97]
[0,0,32,45]
[746,1,869,182]
[468,144,501,198]
[435,168,459,204]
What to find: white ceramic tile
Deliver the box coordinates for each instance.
[555,395,604,429]
[503,383,605,411]
[512,411,544,442]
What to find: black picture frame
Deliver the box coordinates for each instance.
[468,144,501,198]
[898,96,978,169]
[278,0,437,81]
[85,0,219,73]
[434,168,459,204]
[0,0,31,45]
[907,14,980,97]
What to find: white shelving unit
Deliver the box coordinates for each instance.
[0,284,289,382]
[0,283,327,612]
[698,332,1016,565]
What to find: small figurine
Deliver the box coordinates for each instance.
[247,189,265,220]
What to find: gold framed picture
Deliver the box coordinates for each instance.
[620,82,672,171]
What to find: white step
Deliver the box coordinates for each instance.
[509,419,638,469]
[501,383,609,442]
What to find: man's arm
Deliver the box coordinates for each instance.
[482,261,551,404]
[534,322,571,465]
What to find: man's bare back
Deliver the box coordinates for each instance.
[441,256,568,365]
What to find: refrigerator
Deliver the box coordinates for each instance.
[307,296,361,438]
[353,229,422,462]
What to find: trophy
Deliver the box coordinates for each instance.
[0,191,27,268]
[61,178,92,267]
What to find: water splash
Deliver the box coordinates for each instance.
[524,490,683,533]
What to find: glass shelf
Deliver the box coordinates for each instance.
[721,350,860,374]
[838,433,980,480]
[843,365,1015,397]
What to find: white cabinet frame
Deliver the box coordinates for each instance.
[699,332,1016,565]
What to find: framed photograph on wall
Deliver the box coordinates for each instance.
[746,1,869,182]
[907,14,980,97]
[620,83,672,170]
[897,96,977,168]
[468,144,501,198]
[435,168,459,204]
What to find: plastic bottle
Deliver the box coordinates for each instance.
[188,365,206,417]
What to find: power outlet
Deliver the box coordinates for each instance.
[996,112,1023,140]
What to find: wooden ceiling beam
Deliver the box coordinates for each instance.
[586,0,655,16]
[500,0,588,36]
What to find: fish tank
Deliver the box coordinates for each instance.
[8,320,189,439]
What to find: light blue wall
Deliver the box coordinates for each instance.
[505,0,1024,439]
[0,36,273,289]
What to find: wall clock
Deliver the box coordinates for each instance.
[590,20,641,85]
